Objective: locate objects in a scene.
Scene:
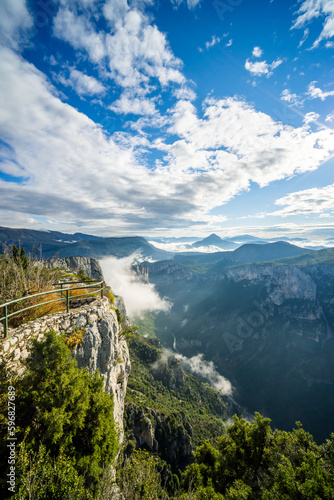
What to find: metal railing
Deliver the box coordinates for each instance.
[1,280,104,339]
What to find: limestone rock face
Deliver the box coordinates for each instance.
[225,265,317,305]
[125,403,193,471]
[43,256,104,280]
[74,307,131,439]
[1,297,130,443]
[135,260,196,286]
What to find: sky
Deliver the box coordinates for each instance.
[0,0,333,241]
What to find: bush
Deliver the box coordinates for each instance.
[181,413,334,499]
[0,332,118,498]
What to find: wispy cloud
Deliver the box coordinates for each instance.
[298,28,309,48]
[292,0,334,49]
[53,3,185,91]
[271,183,334,217]
[199,35,221,52]
[58,68,107,97]
[175,352,233,396]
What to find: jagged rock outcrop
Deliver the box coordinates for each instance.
[43,256,104,280]
[125,403,194,471]
[74,306,131,439]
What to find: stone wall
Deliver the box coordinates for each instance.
[1,297,131,441]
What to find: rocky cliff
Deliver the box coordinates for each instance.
[135,258,334,443]
[43,256,104,280]
[225,265,317,305]
[1,296,131,442]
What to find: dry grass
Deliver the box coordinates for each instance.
[0,245,103,330]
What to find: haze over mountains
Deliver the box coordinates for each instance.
[0,226,329,261]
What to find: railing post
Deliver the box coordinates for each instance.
[4,305,8,339]
[101,282,104,299]
[66,289,70,313]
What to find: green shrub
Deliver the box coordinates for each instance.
[0,332,118,498]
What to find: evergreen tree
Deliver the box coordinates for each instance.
[0,332,118,498]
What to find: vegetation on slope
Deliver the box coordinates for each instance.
[124,328,229,448]
[0,332,118,499]
[181,413,334,499]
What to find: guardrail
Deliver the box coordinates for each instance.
[1,280,104,339]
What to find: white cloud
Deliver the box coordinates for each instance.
[298,28,309,48]
[170,0,202,9]
[59,68,107,97]
[307,81,334,100]
[0,0,33,49]
[53,4,185,92]
[173,86,197,101]
[99,254,170,317]
[325,112,334,122]
[205,35,221,50]
[292,0,334,48]
[175,353,233,395]
[245,57,283,77]
[1,47,334,234]
[109,93,157,115]
[303,111,320,124]
[225,39,233,47]
[252,46,263,57]
[280,89,304,107]
[271,183,334,217]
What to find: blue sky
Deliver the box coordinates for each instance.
[0,0,333,243]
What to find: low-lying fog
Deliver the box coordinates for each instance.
[99,254,170,318]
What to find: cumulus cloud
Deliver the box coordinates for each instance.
[252,46,263,57]
[280,89,304,107]
[99,254,170,317]
[271,183,334,217]
[1,45,334,234]
[109,93,157,115]
[175,352,233,395]
[245,56,283,77]
[303,111,320,124]
[292,0,334,48]
[307,81,334,100]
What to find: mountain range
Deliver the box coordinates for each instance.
[135,245,334,443]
